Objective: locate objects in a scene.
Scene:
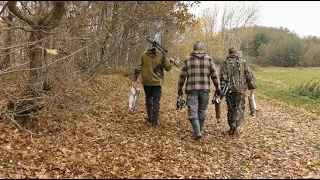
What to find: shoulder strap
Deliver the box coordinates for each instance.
[160,52,165,68]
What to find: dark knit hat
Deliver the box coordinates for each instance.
[228,47,238,56]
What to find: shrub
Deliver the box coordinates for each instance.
[290,81,320,100]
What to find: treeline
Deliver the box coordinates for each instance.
[175,2,320,68]
[240,26,320,67]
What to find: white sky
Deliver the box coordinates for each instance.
[189,1,320,38]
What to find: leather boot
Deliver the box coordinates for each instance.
[199,119,205,132]
[190,119,202,140]
[151,112,159,127]
[229,123,237,135]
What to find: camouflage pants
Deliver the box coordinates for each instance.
[186,90,209,123]
[226,91,246,129]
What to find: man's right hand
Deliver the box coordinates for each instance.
[132,81,137,88]
[217,118,221,124]
[250,89,255,95]
[170,58,174,64]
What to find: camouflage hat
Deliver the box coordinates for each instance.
[193,41,205,53]
[228,47,238,56]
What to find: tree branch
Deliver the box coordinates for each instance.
[7,1,37,28]
[19,1,33,16]
[0,38,99,75]
[0,1,8,17]
[40,1,66,29]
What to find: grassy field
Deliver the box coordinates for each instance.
[254,67,320,115]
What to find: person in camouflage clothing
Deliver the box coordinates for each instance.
[132,43,174,127]
[178,41,221,140]
[219,47,256,135]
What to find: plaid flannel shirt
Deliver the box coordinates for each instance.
[178,53,220,94]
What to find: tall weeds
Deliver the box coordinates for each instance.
[290,81,320,100]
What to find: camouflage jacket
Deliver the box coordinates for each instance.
[219,55,256,92]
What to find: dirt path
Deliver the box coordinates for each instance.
[0,71,319,178]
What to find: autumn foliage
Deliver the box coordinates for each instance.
[1,69,320,178]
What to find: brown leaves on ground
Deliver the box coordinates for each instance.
[0,71,319,178]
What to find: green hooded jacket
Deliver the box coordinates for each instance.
[134,48,172,86]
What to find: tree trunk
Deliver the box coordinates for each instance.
[8,1,65,94]
[1,11,13,70]
[98,2,107,62]
[27,31,46,93]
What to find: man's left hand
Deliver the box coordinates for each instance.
[212,95,221,104]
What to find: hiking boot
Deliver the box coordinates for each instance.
[229,126,237,135]
[199,119,205,132]
[192,134,202,140]
[151,122,159,127]
[151,112,159,127]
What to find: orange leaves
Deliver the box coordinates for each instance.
[0,71,320,178]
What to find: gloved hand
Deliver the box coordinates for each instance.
[170,58,174,64]
[212,95,220,104]
[176,95,186,110]
[250,89,255,95]
[178,89,183,96]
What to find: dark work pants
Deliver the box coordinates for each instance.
[143,86,161,126]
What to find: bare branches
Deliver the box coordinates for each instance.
[40,1,66,29]
[19,1,33,16]
[0,38,99,76]
[0,1,8,17]
[3,113,34,143]
[7,1,37,27]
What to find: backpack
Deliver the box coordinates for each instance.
[154,52,166,79]
[224,56,247,92]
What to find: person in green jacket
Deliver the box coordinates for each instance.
[132,43,174,127]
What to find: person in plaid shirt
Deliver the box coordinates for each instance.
[178,41,221,140]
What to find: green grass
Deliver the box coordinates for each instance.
[254,67,320,115]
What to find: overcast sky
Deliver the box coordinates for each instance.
[189,1,320,38]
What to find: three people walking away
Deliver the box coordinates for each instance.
[178,41,221,140]
[132,43,174,127]
[219,47,256,135]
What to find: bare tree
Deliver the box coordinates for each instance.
[199,5,220,58]
[7,1,65,94]
[202,6,219,39]
[220,1,259,52]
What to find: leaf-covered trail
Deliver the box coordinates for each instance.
[0,70,319,178]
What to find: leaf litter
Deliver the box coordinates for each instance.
[0,71,319,178]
